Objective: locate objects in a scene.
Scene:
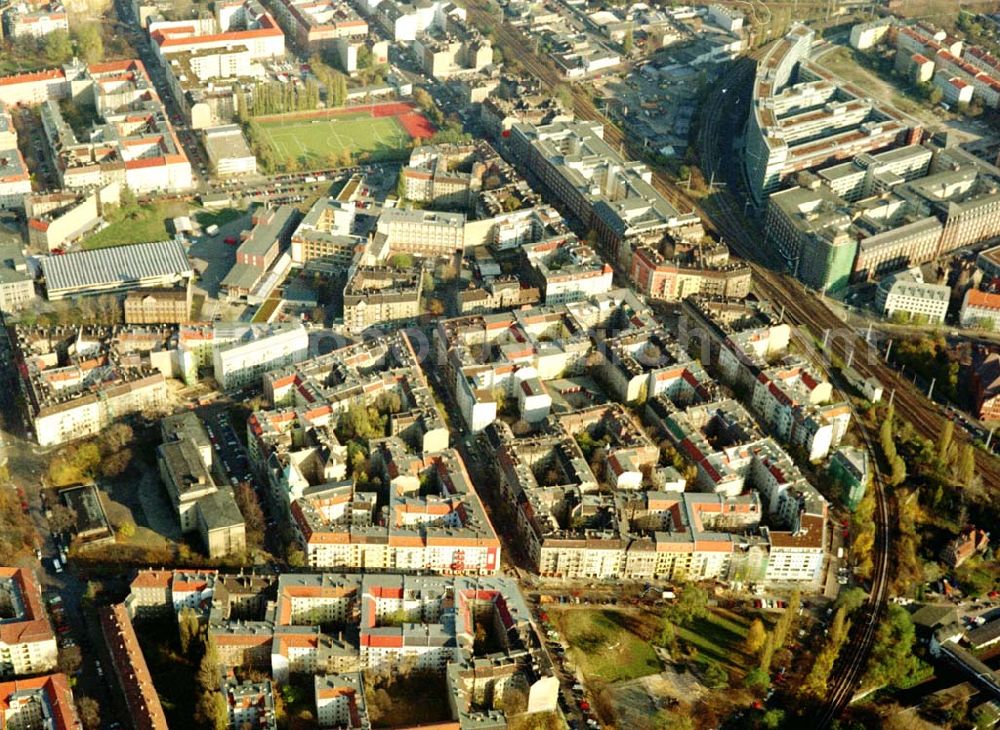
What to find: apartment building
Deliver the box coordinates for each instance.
[480,87,573,138]
[0,243,35,313]
[290,441,501,574]
[150,1,285,61]
[414,32,492,80]
[961,288,1000,329]
[875,268,950,323]
[0,568,57,678]
[2,2,68,39]
[0,147,31,209]
[257,332,448,453]
[290,196,362,267]
[99,604,169,730]
[23,362,167,447]
[977,244,1000,280]
[0,675,81,730]
[850,17,892,50]
[374,208,466,257]
[750,358,851,461]
[267,0,367,52]
[973,350,1000,421]
[124,285,192,325]
[829,446,870,510]
[455,276,540,314]
[678,296,791,391]
[12,60,194,195]
[488,402,827,584]
[342,265,423,334]
[522,234,613,303]
[315,674,369,729]
[508,120,701,263]
[0,103,16,149]
[26,183,119,251]
[629,244,752,300]
[224,678,278,730]
[400,143,485,208]
[125,569,547,728]
[158,412,246,557]
[212,323,309,391]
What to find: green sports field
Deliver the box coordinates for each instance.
[257,113,410,167]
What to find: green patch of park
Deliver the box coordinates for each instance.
[554,608,662,684]
[673,609,753,676]
[81,200,190,249]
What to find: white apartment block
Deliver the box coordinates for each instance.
[876,269,950,323]
[212,324,309,391]
[0,568,58,678]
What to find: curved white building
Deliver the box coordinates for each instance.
[746,24,919,205]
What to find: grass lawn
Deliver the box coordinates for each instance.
[554,608,662,684]
[258,113,411,168]
[675,608,754,676]
[82,201,190,249]
[816,47,940,124]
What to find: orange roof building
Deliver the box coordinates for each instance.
[0,567,58,677]
[0,674,81,730]
[99,604,168,730]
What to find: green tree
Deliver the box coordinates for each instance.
[745,618,766,655]
[743,667,770,694]
[663,585,708,626]
[939,420,954,465]
[339,147,353,167]
[863,605,920,690]
[773,590,800,649]
[658,619,677,654]
[44,30,72,64]
[357,44,373,69]
[957,444,976,487]
[758,631,776,675]
[622,25,634,53]
[389,253,414,269]
[76,697,101,730]
[880,411,897,464]
[195,690,227,730]
[413,87,435,111]
[554,84,574,111]
[703,661,729,689]
[889,455,907,487]
[74,23,104,63]
[835,586,867,615]
[196,638,219,691]
[178,606,201,655]
[761,709,786,729]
